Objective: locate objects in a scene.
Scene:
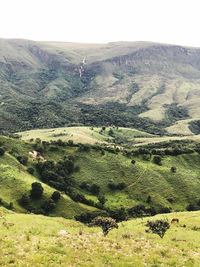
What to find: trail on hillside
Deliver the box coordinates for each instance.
[128,167,147,188]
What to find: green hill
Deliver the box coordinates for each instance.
[1,134,200,218]
[1,39,200,135]
[0,206,200,266]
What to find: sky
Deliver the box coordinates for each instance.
[1,0,200,46]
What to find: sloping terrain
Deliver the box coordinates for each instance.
[1,135,200,216]
[0,207,200,266]
[1,39,200,134]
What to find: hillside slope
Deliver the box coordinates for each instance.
[1,39,200,134]
[0,207,200,266]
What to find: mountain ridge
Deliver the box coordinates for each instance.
[1,38,200,135]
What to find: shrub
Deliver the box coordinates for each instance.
[98,195,107,205]
[19,194,30,206]
[108,182,116,190]
[153,155,162,165]
[51,191,61,202]
[116,182,126,190]
[171,166,177,173]
[0,147,5,156]
[27,167,34,175]
[17,155,28,166]
[41,199,56,213]
[30,182,44,199]
[90,216,118,236]
[131,159,135,164]
[145,219,170,238]
[90,184,100,195]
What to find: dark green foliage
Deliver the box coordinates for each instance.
[116,182,127,190]
[145,219,170,238]
[80,181,90,191]
[27,167,34,175]
[147,196,151,203]
[90,184,100,195]
[75,210,109,224]
[107,207,127,222]
[153,155,162,165]
[98,195,107,205]
[165,103,190,122]
[171,166,177,173]
[131,159,135,164]
[51,191,61,202]
[30,182,44,199]
[17,155,28,166]
[108,182,116,190]
[19,194,30,207]
[41,199,56,213]
[0,147,5,156]
[189,120,200,134]
[90,216,118,236]
[108,128,114,137]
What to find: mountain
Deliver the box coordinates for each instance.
[1,39,200,135]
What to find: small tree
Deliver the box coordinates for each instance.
[171,166,176,173]
[145,219,170,238]
[153,155,162,165]
[90,216,118,236]
[98,195,107,205]
[27,167,34,175]
[51,191,61,202]
[41,199,56,213]
[0,147,5,156]
[90,184,100,195]
[30,182,44,199]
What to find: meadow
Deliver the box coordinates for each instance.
[0,207,200,266]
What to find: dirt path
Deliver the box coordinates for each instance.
[128,167,147,188]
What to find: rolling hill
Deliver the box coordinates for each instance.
[1,39,200,135]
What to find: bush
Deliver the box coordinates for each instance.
[0,147,5,156]
[145,219,170,238]
[153,155,162,165]
[27,167,34,175]
[51,191,61,202]
[41,199,56,213]
[19,194,30,206]
[171,166,177,173]
[90,216,118,236]
[108,182,116,190]
[90,184,100,195]
[116,182,126,190]
[30,182,44,199]
[17,155,28,166]
[131,159,135,164]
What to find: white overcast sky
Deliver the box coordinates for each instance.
[0,0,200,46]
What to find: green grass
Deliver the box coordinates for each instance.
[1,134,200,213]
[0,207,200,266]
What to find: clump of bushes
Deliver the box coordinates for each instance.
[30,182,44,199]
[17,155,28,165]
[108,182,127,191]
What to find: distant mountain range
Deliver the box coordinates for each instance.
[1,38,200,135]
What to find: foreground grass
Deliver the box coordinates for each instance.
[0,207,200,266]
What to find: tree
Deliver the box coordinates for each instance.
[17,155,28,166]
[145,219,170,238]
[98,195,107,205]
[30,182,44,199]
[27,167,34,174]
[19,194,30,206]
[90,184,100,195]
[90,216,118,236]
[171,166,176,173]
[41,199,56,213]
[51,191,61,202]
[0,147,5,156]
[153,155,162,165]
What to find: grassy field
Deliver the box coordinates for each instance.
[17,126,154,145]
[0,207,200,266]
[0,136,96,218]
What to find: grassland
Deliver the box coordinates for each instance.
[3,131,200,213]
[17,126,153,145]
[0,206,200,266]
